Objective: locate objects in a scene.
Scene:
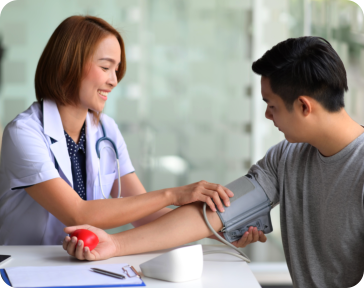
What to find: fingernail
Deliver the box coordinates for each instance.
[77,241,81,246]
[226,202,230,207]
[72,238,76,243]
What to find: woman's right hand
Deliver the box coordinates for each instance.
[168,180,234,213]
[63,225,118,261]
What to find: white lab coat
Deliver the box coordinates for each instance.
[0,99,134,245]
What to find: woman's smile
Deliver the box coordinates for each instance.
[98,90,110,101]
[78,35,121,112]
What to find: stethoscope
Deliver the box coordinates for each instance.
[96,121,121,199]
[43,101,121,199]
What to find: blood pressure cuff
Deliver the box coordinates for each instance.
[216,174,274,243]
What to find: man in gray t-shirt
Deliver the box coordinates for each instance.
[250,138,364,287]
[62,37,363,287]
[248,36,364,287]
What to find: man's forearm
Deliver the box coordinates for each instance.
[113,203,223,256]
[131,207,173,227]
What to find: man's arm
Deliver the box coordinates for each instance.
[63,202,267,261]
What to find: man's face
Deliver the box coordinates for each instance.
[261,76,303,143]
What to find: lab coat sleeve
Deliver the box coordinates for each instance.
[248,140,290,206]
[1,121,59,190]
[113,120,135,179]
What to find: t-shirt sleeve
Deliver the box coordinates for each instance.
[113,121,135,179]
[248,140,289,206]
[1,121,59,190]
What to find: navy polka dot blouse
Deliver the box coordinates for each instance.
[64,125,87,200]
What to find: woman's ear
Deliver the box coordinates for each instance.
[296,96,312,116]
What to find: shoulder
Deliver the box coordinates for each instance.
[100,113,117,129]
[269,140,312,156]
[263,140,312,168]
[98,113,125,142]
[3,102,43,142]
[1,102,50,162]
[99,113,119,138]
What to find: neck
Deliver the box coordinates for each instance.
[308,109,364,157]
[57,104,88,143]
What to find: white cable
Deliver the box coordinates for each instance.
[98,146,121,199]
[202,203,251,263]
[203,250,251,261]
[116,159,121,199]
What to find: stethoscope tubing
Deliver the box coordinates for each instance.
[96,121,121,199]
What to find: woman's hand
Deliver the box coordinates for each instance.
[169,180,234,213]
[63,225,119,261]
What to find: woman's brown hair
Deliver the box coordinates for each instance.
[35,15,126,120]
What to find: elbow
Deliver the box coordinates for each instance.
[66,218,85,227]
[63,215,84,227]
[63,201,88,227]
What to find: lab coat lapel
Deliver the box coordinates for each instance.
[43,99,73,187]
[85,112,100,200]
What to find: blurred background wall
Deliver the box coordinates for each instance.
[0,0,363,285]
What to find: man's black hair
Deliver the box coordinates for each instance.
[252,36,348,112]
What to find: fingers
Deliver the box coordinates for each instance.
[75,240,85,260]
[252,227,260,242]
[201,190,224,212]
[66,236,78,256]
[202,195,217,212]
[62,236,71,250]
[203,182,234,197]
[214,184,232,207]
[62,236,96,261]
[259,231,267,243]
[232,231,249,248]
[203,181,234,199]
[232,227,267,248]
[64,224,91,234]
[197,181,233,212]
[83,246,95,261]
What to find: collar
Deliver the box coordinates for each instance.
[43,99,64,141]
[43,99,99,139]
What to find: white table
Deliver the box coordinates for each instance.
[0,245,261,288]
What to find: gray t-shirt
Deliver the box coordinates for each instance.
[249,133,364,288]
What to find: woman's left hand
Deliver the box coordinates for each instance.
[169,180,234,213]
[63,225,119,261]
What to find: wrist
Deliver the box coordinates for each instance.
[111,234,125,257]
[163,187,175,206]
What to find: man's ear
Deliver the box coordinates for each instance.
[296,96,312,116]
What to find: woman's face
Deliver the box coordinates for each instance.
[78,35,121,112]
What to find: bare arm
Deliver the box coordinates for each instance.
[114,202,221,255]
[109,173,172,227]
[26,176,232,230]
[25,177,174,229]
[63,203,266,260]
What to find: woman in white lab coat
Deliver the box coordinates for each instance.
[0,15,233,245]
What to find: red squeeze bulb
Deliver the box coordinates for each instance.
[70,229,99,251]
